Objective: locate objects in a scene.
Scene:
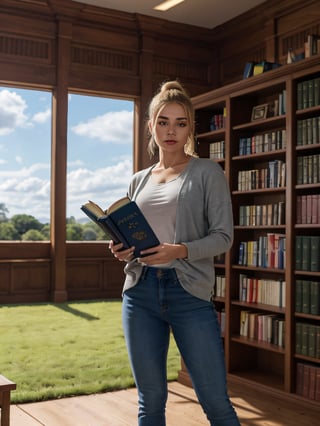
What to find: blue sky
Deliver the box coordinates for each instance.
[0,87,133,222]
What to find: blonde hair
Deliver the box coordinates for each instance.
[147,81,197,158]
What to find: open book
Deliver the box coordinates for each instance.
[81,196,160,258]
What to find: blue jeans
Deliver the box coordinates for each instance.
[122,267,240,426]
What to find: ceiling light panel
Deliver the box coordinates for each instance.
[154,0,185,12]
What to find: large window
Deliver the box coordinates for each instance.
[66,93,134,241]
[0,87,51,241]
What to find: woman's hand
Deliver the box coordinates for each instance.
[109,240,135,262]
[138,243,188,265]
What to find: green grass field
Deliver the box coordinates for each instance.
[0,300,180,403]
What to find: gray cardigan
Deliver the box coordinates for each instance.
[123,157,234,301]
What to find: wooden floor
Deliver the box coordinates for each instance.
[9,381,320,426]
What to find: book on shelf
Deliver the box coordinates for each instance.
[296,194,320,225]
[243,62,255,79]
[237,160,286,191]
[209,111,226,131]
[239,201,285,226]
[296,322,320,359]
[240,310,285,347]
[239,274,286,308]
[214,274,226,298]
[296,362,320,402]
[209,140,225,160]
[295,236,320,272]
[81,197,160,258]
[238,233,285,269]
[304,34,320,58]
[297,76,320,110]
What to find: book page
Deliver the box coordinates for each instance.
[107,196,130,214]
[83,201,106,218]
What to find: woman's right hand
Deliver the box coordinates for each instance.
[109,240,135,262]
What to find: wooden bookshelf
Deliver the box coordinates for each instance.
[178,56,320,406]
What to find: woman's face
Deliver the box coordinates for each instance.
[150,102,190,155]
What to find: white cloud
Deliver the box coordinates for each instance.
[0,162,50,179]
[71,110,133,144]
[32,108,51,123]
[67,159,84,168]
[0,89,31,135]
[0,158,133,220]
[15,156,23,164]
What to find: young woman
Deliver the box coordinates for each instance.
[110,81,240,425]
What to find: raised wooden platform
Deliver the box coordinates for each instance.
[0,375,16,426]
[10,381,320,425]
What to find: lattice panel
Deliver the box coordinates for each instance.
[71,45,136,73]
[152,58,208,83]
[0,34,50,62]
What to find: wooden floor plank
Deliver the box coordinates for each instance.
[9,381,320,426]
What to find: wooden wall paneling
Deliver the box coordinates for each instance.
[0,260,51,303]
[276,2,320,63]
[134,33,154,171]
[65,243,125,300]
[0,263,11,295]
[50,19,71,303]
[65,258,125,300]
[0,7,56,86]
[0,242,51,259]
[12,261,51,292]
[66,259,104,291]
[0,243,51,303]
[283,76,295,393]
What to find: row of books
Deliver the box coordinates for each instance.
[243,61,281,80]
[296,280,320,315]
[297,75,320,110]
[296,322,320,359]
[238,233,286,269]
[240,310,285,347]
[295,236,320,272]
[296,362,320,402]
[297,116,320,146]
[296,194,320,225]
[239,201,285,226]
[239,274,286,308]
[237,160,286,191]
[209,140,225,160]
[297,154,320,185]
[213,275,226,298]
[209,111,226,131]
[238,130,286,155]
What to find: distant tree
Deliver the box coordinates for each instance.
[83,227,98,241]
[41,224,50,240]
[22,229,46,241]
[67,216,77,224]
[0,222,20,240]
[11,214,43,236]
[66,223,83,240]
[0,203,9,223]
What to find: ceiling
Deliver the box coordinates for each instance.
[72,0,266,29]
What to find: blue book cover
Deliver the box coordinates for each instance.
[81,197,160,258]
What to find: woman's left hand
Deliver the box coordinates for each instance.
[138,243,187,265]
